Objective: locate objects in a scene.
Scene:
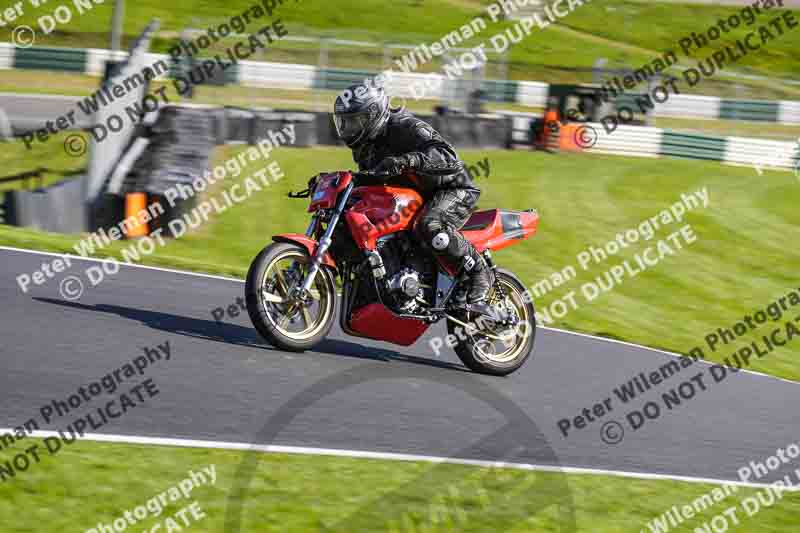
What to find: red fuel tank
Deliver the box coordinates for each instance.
[344,186,424,250]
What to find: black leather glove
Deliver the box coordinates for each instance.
[374,155,411,175]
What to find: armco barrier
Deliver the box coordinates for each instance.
[143,52,175,81]
[251,111,315,145]
[501,111,538,144]
[430,113,512,149]
[313,111,341,146]
[724,137,799,171]
[224,108,257,144]
[308,110,511,149]
[14,46,87,72]
[581,124,662,159]
[86,48,129,77]
[241,61,315,90]
[5,178,87,233]
[659,131,727,162]
[648,94,721,120]
[779,100,800,126]
[384,71,445,101]
[480,79,519,103]
[3,41,799,124]
[515,81,548,108]
[564,123,797,171]
[314,67,374,91]
[0,43,14,70]
[311,68,519,103]
[718,99,781,122]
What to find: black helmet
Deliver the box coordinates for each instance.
[333,83,390,147]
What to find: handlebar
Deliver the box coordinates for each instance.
[287,170,397,199]
[288,174,318,198]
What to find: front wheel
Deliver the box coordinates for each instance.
[448,268,536,376]
[245,242,338,352]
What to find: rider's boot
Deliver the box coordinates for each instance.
[461,251,502,322]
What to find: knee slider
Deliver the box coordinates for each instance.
[432,232,450,250]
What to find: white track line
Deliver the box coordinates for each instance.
[0,92,82,101]
[539,326,800,385]
[0,246,242,283]
[1,428,795,491]
[4,245,798,385]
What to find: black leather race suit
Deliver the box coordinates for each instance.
[351,109,490,299]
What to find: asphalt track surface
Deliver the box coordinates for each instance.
[2,247,799,487]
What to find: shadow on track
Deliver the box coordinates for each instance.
[33,297,467,372]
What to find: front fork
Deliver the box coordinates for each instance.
[297,182,353,297]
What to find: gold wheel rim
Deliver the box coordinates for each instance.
[471,278,533,365]
[260,250,333,341]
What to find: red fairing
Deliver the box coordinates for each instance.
[344,186,424,250]
[309,172,353,213]
[462,209,540,252]
[272,234,337,268]
[348,303,430,346]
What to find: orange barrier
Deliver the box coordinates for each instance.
[125,193,149,238]
[559,123,581,152]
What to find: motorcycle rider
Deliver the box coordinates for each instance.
[332,83,496,316]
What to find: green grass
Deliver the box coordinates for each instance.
[2,0,799,96]
[563,0,800,79]
[2,137,799,381]
[0,131,88,192]
[1,437,798,532]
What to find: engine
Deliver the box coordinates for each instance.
[375,233,435,314]
[386,268,424,313]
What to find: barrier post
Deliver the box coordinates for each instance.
[125,193,148,237]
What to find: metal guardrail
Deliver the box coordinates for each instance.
[0,168,45,225]
[0,168,45,190]
[0,167,83,190]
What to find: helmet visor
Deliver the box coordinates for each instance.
[333,112,370,143]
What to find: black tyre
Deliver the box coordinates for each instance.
[245,242,337,352]
[448,269,536,376]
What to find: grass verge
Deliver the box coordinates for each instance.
[0,437,798,532]
[563,0,800,79]
[1,0,798,95]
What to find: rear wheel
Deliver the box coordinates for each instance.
[448,269,536,376]
[245,242,337,352]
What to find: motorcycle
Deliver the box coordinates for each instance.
[245,170,540,375]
